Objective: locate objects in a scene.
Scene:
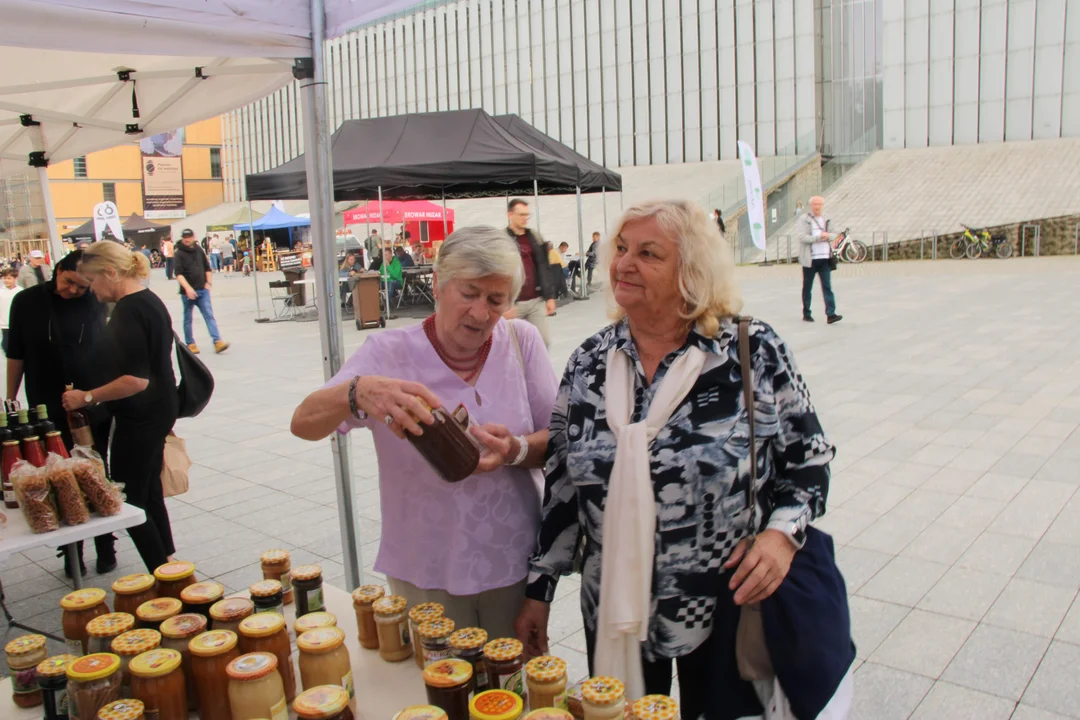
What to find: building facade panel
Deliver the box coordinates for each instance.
[221,0,1077,200]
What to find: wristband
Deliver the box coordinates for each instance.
[347,376,365,419]
[509,435,529,466]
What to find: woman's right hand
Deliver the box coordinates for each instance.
[353,376,441,439]
[514,598,551,658]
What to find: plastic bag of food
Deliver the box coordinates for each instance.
[46,453,89,526]
[11,459,60,533]
[70,446,124,516]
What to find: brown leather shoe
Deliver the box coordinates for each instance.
[187,343,200,354]
[214,340,230,354]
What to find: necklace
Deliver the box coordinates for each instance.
[423,315,492,384]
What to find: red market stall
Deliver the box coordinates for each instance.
[343,200,455,245]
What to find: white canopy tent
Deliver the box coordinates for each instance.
[0,0,419,587]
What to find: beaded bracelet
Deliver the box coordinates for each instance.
[348,376,365,419]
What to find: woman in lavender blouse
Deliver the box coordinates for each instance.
[291,226,559,637]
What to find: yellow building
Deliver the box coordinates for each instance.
[48,117,224,238]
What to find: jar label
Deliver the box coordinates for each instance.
[3,488,14,503]
[65,638,83,656]
[400,622,411,649]
[555,690,568,710]
[342,669,354,698]
[255,603,284,616]
[11,667,37,694]
[280,572,292,592]
[307,587,324,612]
[423,648,450,666]
[499,669,525,697]
[271,696,289,720]
[58,688,70,715]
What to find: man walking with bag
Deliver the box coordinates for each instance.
[175,229,230,354]
[796,196,842,324]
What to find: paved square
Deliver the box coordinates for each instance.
[3,257,1080,718]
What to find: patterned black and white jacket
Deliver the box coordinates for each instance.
[525,316,834,661]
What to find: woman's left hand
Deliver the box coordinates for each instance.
[62,389,87,412]
[470,423,519,473]
[725,529,796,605]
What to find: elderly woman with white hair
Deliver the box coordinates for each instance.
[515,200,848,718]
[291,226,558,637]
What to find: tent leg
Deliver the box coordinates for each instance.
[248,200,263,320]
[533,179,540,232]
[602,186,608,235]
[576,186,586,300]
[299,1,362,590]
[37,167,63,262]
[379,187,390,319]
[442,191,448,239]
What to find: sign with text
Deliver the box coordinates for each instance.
[140,129,186,219]
[92,201,125,242]
[277,252,304,272]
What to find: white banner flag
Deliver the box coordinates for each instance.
[92,201,125,242]
[737,141,767,251]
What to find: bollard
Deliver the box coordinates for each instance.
[932,232,938,260]
[920,233,925,260]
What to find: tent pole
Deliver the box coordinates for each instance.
[37,167,63,262]
[442,190,448,238]
[533,179,540,232]
[380,186,390,318]
[248,200,263,320]
[602,186,608,234]
[299,0,362,590]
[576,186,586,300]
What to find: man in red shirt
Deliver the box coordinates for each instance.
[505,199,557,347]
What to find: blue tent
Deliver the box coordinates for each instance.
[233,205,310,231]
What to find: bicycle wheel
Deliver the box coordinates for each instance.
[853,240,868,263]
[950,240,967,259]
[966,241,981,259]
[842,241,860,263]
[996,241,1013,259]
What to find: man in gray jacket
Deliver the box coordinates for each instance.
[17,249,52,289]
[795,196,842,324]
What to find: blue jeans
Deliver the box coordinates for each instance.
[802,259,837,316]
[210,253,221,271]
[181,289,221,345]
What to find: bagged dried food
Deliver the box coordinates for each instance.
[11,459,60,533]
[70,447,124,516]
[46,453,89,526]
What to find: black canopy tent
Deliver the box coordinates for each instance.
[121,213,171,248]
[61,218,95,242]
[493,114,621,191]
[244,109,616,201]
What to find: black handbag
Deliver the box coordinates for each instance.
[172,332,214,418]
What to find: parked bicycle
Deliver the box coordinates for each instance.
[832,227,868,263]
[950,224,1013,259]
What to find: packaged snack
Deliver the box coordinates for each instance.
[47,454,89,525]
[11,459,59,533]
[71,447,124,517]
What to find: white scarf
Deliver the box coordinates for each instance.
[596,343,707,700]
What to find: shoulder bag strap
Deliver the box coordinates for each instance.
[737,316,758,538]
[507,320,526,376]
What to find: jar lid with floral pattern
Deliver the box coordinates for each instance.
[525,655,567,683]
[581,677,625,706]
[482,637,523,663]
[448,627,488,651]
[631,695,679,720]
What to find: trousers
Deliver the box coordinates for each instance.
[181,289,221,344]
[388,576,526,641]
[802,259,837,317]
[111,420,175,571]
[514,297,550,348]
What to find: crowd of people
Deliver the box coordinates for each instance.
[2,195,851,718]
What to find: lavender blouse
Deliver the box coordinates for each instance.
[329,318,558,596]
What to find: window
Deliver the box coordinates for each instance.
[102,182,116,204]
[210,147,222,179]
[73,156,87,178]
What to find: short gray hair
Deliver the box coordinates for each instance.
[434,225,525,300]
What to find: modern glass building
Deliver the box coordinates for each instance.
[220,0,1079,202]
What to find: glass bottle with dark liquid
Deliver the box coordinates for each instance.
[65,384,95,448]
[36,405,69,459]
[16,408,47,468]
[0,412,21,509]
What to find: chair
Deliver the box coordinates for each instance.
[268,279,298,320]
